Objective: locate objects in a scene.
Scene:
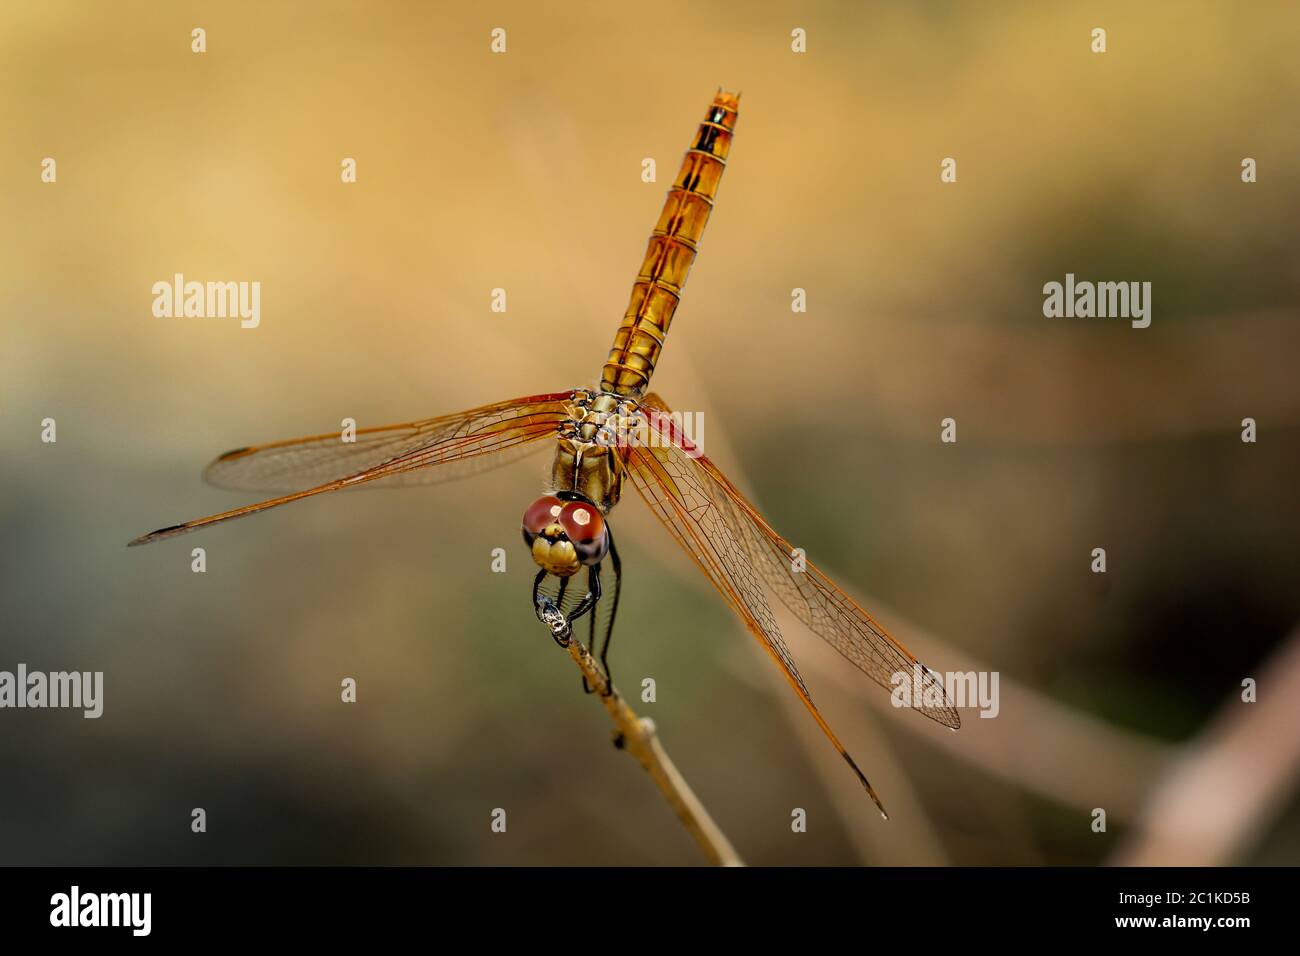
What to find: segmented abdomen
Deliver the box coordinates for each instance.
[600,90,739,397]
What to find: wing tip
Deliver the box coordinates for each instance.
[127,524,185,547]
[915,661,962,730]
[937,704,962,731]
[840,750,889,819]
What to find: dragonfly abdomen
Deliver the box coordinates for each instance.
[600,90,739,397]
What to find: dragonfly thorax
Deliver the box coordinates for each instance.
[549,390,639,515]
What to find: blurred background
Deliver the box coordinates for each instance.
[2,1,1299,865]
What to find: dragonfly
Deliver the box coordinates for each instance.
[130,90,960,817]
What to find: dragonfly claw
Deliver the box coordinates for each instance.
[535,595,572,647]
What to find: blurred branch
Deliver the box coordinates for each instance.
[536,598,743,867]
[1110,622,1300,866]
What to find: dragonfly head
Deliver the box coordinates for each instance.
[522,494,608,577]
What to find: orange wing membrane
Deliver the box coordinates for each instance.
[129,392,572,546]
[626,394,960,817]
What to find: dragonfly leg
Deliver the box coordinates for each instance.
[576,563,607,695]
[534,562,609,673]
[551,566,602,693]
[564,564,602,624]
[585,592,598,694]
[532,569,549,621]
[594,531,622,697]
[533,569,570,647]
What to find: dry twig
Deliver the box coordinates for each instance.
[535,597,744,867]
[1110,622,1300,866]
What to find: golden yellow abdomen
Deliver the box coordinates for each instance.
[600,91,739,397]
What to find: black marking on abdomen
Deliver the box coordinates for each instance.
[694,125,720,153]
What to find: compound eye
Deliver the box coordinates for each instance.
[523,495,564,535]
[558,501,604,544]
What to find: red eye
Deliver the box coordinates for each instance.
[523,495,564,534]
[559,501,605,544]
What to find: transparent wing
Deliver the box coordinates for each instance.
[625,409,894,815]
[204,391,572,492]
[636,393,960,730]
[129,391,572,546]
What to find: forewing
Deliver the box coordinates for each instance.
[204,392,572,492]
[129,391,571,546]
